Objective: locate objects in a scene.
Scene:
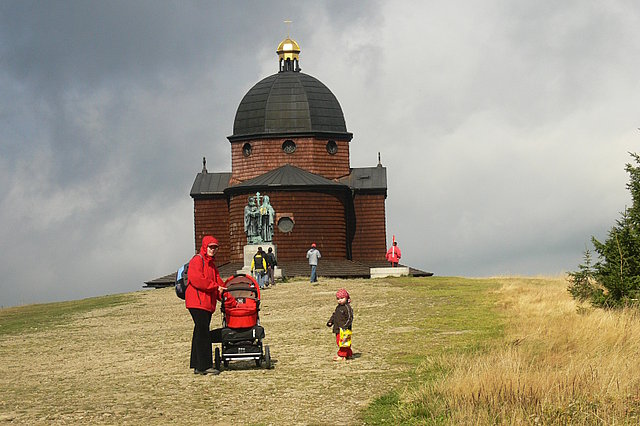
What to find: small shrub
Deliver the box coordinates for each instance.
[567,248,598,302]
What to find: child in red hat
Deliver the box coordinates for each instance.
[326,288,354,361]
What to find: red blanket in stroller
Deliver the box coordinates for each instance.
[221,275,261,329]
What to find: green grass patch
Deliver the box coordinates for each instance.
[363,391,402,425]
[361,276,505,424]
[0,293,135,337]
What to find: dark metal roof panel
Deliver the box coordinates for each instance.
[226,164,346,193]
[191,167,386,196]
[339,166,387,191]
[232,71,350,139]
[190,172,232,196]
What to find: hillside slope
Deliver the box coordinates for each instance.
[0,276,501,424]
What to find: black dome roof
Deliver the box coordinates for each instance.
[229,71,352,141]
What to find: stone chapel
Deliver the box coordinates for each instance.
[146,36,429,285]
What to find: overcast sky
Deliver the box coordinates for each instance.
[1,1,639,307]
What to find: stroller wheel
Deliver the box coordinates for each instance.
[264,345,271,369]
[214,347,221,371]
[255,357,262,367]
[223,359,229,368]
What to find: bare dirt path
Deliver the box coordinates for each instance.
[0,277,417,425]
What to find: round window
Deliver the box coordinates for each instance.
[242,143,252,157]
[282,140,296,154]
[326,140,338,155]
[277,216,294,233]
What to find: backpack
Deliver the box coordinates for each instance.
[175,254,204,299]
[253,253,265,271]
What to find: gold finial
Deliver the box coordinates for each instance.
[277,20,301,71]
[277,39,300,61]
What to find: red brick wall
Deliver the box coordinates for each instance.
[228,191,347,262]
[193,198,230,263]
[230,137,350,183]
[351,194,387,261]
[193,193,386,262]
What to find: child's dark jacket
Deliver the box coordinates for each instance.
[327,303,353,334]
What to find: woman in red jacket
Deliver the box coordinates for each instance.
[186,235,226,375]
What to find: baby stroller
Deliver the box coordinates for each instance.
[213,274,271,370]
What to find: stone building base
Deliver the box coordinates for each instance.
[369,267,410,279]
[237,243,282,279]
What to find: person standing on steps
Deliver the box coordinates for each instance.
[186,235,226,375]
[385,240,402,267]
[306,243,321,283]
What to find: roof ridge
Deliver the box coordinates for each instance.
[226,164,346,192]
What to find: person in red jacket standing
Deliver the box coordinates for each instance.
[385,240,402,267]
[186,235,226,375]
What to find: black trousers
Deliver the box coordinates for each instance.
[189,308,213,371]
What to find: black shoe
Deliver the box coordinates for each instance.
[194,368,220,375]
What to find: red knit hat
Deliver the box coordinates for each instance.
[336,288,350,300]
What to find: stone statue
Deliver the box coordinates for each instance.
[259,195,275,242]
[244,196,260,244]
[244,192,276,244]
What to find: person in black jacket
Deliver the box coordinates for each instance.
[265,247,277,287]
[326,288,353,361]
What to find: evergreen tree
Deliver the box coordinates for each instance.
[568,153,640,308]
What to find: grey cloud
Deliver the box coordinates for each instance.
[1,1,639,306]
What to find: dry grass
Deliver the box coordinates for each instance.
[402,277,640,424]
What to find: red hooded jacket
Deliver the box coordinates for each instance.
[385,244,402,263]
[185,236,224,312]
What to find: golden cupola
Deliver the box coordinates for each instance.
[277,37,301,72]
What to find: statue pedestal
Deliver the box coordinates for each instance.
[242,244,276,268]
[237,243,282,279]
[370,267,410,279]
